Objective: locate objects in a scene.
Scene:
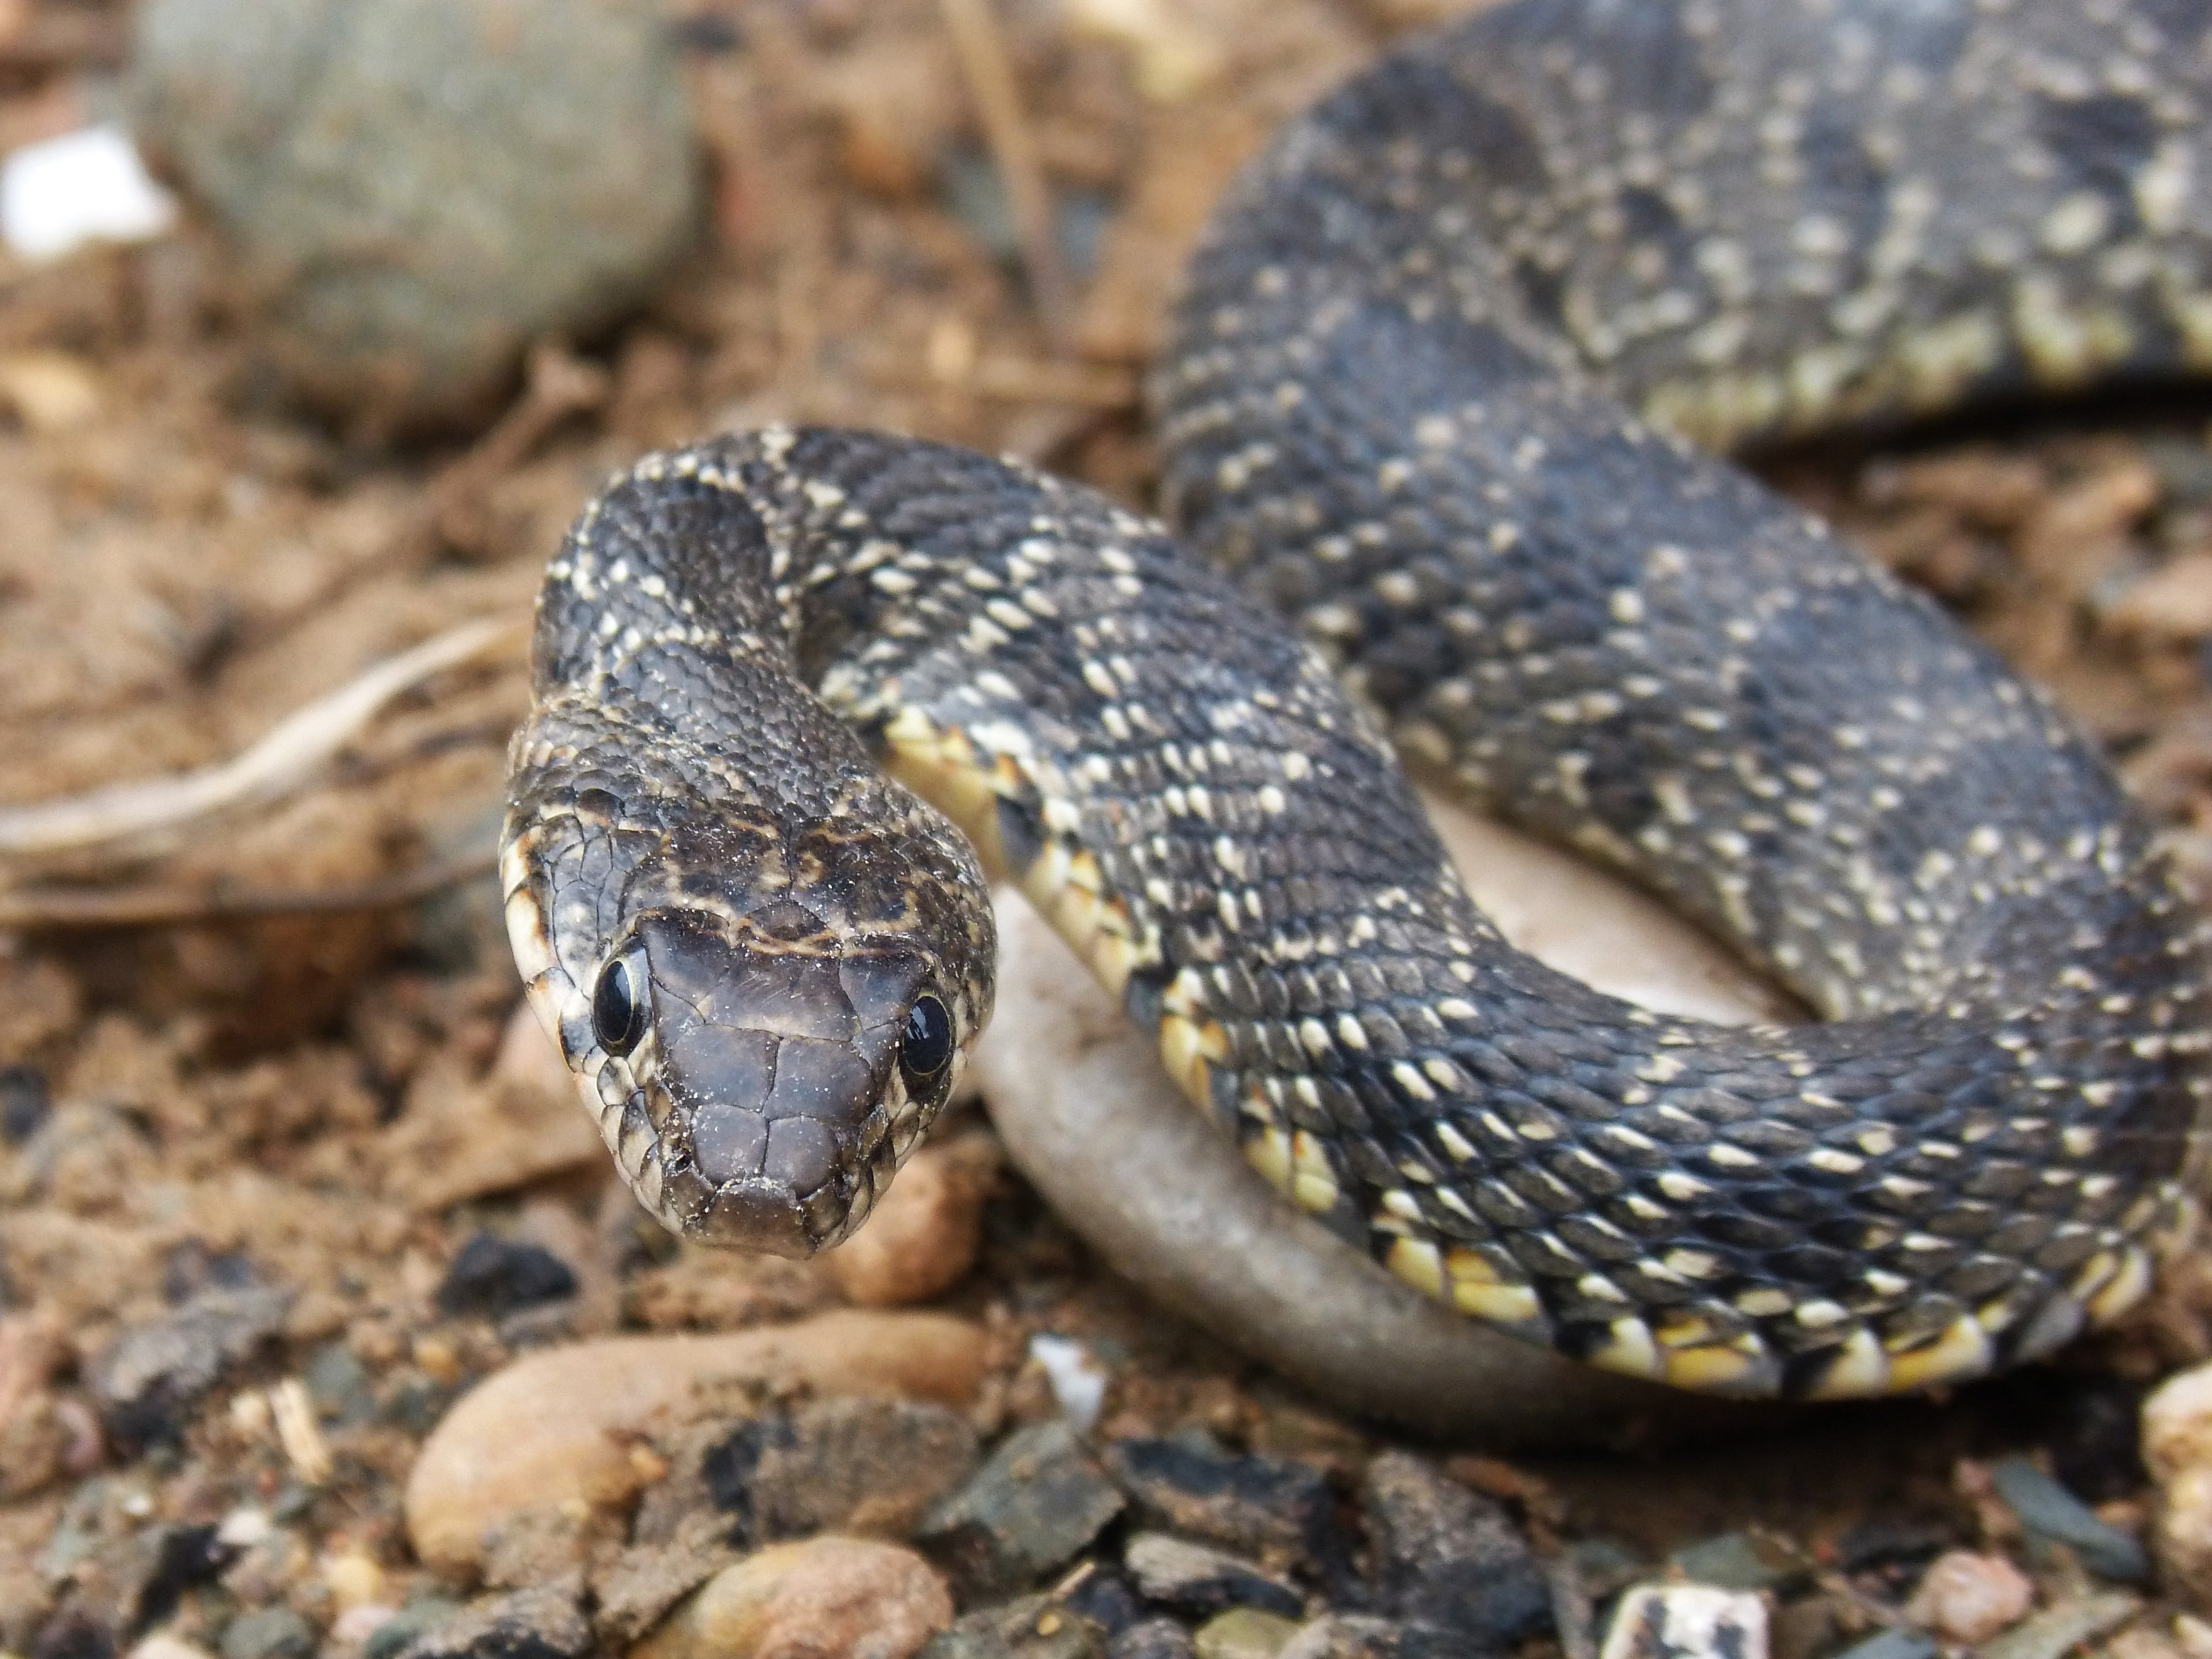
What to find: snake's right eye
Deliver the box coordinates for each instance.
[592,951,647,1057]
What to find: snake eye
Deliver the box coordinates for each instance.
[592,950,647,1057]
[899,994,955,1097]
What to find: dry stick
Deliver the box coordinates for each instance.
[939,0,1077,348]
[0,616,524,857]
[0,851,496,931]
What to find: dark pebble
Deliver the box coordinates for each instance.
[1831,1631,1938,1659]
[362,1599,462,1659]
[0,1063,51,1142]
[1361,1453,1551,1645]
[390,1585,590,1659]
[1109,1619,1198,1659]
[1064,1564,1147,1636]
[1105,1437,1338,1568]
[30,1609,115,1659]
[221,1607,315,1659]
[1667,1531,1807,1593]
[162,1238,260,1301]
[304,1339,376,1427]
[1987,1458,2149,1582]
[1279,1616,1461,1659]
[918,1419,1127,1602]
[91,1285,294,1452]
[1832,1520,1949,1576]
[921,1594,1109,1659]
[1125,1534,1303,1621]
[131,1523,236,1632]
[435,1233,578,1319]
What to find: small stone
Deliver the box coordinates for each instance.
[1192,1608,1302,1659]
[1105,1438,1336,1568]
[1827,1633,1937,1659]
[361,1598,461,1659]
[1988,1458,2149,1582]
[92,1285,294,1452]
[826,1139,992,1307]
[1667,1532,1807,1593]
[922,1594,1109,1658]
[631,1537,952,1659]
[219,1608,314,1659]
[0,1062,50,1142]
[1361,1453,1551,1645]
[1600,1587,1767,1659]
[593,1537,740,1648]
[918,1420,1127,1601]
[1977,1594,2140,1659]
[405,1312,989,1572]
[435,1233,580,1319]
[132,1638,220,1659]
[1124,1535,1302,1621]
[1109,1618,1196,1659]
[1903,1550,2034,1645]
[391,1585,590,1659]
[127,0,699,428]
[134,1523,236,1630]
[1279,1616,1462,1659]
[2147,1363,2212,1602]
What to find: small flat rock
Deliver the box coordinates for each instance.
[393,1585,591,1659]
[127,0,699,428]
[693,1396,981,1547]
[918,1420,1127,1601]
[1827,1633,1937,1659]
[1667,1533,1806,1594]
[630,1537,952,1659]
[1361,1453,1551,1645]
[1277,1617,1458,1659]
[405,1311,989,1572]
[92,1285,294,1452]
[1124,1535,1302,1621]
[435,1233,579,1319]
[1903,1549,2034,1645]
[1976,1594,2140,1659]
[1988,1458,2149,1582]
[592,1537,740,1648]
[1105,1438,1336,1567]
[1192,1608,1304,1659]
[1109,1619,1198,1659]
[220,1608,315,1659]
[1600,1587,1767,1659]
[921,1594,1110,1658]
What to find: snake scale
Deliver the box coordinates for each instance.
[505,0,2212,1400]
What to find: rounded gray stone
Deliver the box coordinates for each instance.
[127,0,699,427]
[972,794,1798,1449]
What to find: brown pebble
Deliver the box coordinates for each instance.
[404,1310,990,1572]
[629,1536,952,1659]
[2145,1363,2212,1604]
[1904,1550,2034,1645]
[826,1137,994,1307]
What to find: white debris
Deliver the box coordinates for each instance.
[1028,1332,1110,1430]
[1,124,176,262]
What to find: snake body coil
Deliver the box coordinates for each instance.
[506,0,2212,1399]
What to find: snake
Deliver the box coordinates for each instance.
[503,0,2212,1401]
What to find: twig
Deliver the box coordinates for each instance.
[432,342,611,555]
[939,0,1077,347]
[0,617,523,857]
[0,851,496,931]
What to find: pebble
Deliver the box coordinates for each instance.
[1104,1438,1335,1569]
[2146,1362,2212,1602]
[825,1139,992,1307]
[1988,1458,2149,1582]
[1192,1609,1303,1659]
[636,1396,980,1549]
[1667,1532,1806,1594]
[405,1311,989,1572]
[972,803,1787,1448]
[1827,1633,1937,1659]
[361,1598,461,1659]
[390,1585,590,1659]
[434,1232,580,1320]
[91,1285,294,1452]
[1109,1621,1197,1659]
[923,1594,1110,1658]
[0,1061,50,1142]
[632,1537,952,1659]
[1903,1550,2034,1645]
[126,0,698,428]
[1600,1587,1768,1659]
[1277,1618,1451,1659]
[1361,1453,1551,1645]
[918,1419,1128,1601]
[219,1608,314,1659]
[1124,1534,1302,1621]
[1978,1594,2140,1659]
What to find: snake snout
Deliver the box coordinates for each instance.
[627,905,942,1255]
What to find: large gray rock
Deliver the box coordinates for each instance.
[128,0,698,427]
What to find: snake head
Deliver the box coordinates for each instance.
[499,756,994,1257]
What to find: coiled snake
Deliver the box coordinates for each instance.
[505,0,2212,1400]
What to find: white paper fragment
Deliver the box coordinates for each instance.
[1028,1332,1110,1429]
[1,124,177,262]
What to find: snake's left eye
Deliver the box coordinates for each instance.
[899,994,955,1096]
[592,950,648,1057]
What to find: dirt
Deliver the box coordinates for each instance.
[6,0,2212,1651]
